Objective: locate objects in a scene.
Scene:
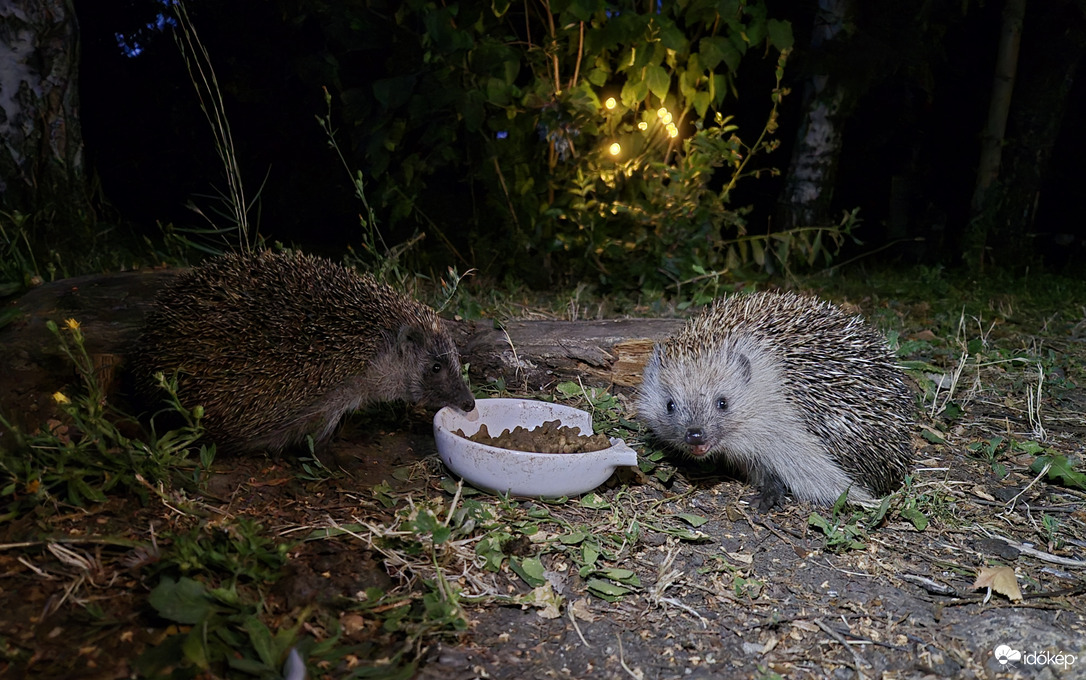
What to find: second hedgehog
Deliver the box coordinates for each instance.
[637,291,914,510]
[132,250,476,453]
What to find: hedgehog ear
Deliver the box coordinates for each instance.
[731,351,752,384]
[397,325,425,351]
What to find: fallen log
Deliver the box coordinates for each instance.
[0,271,684,436]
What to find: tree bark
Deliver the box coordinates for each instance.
[776,0,855,231]
[991,1,1084,271]
[0,0,90,239]
[965,0,1027,270]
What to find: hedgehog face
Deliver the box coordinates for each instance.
[396,323,476,412]
[637,342,757,460]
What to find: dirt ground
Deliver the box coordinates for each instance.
[5,393,1085,680]
[2,274,1086,679]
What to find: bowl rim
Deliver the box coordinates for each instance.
[434,397,602,457]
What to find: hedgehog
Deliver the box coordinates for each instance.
[130,249,476,453]
[636,291,914,510]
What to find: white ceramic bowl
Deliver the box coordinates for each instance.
[433,398,639,497]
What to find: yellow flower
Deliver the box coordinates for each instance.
[65,318,81,330]
[53,391,70,405]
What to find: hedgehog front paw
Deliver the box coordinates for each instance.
[754,474,789,512]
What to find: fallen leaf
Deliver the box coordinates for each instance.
[523,583,562,619]
[972,566,1022,601]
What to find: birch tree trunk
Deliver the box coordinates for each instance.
[0,0,90,238]
[964,0,1027,270]
[775,0,855,231]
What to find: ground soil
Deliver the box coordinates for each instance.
[2,273,1085,679]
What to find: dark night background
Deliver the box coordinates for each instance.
[71,0,1086,278]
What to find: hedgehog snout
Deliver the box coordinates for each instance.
[456,393,477,412]
[684,427,712,457]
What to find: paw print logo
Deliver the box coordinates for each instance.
[994,645,1022,665]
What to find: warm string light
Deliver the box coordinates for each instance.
[606,104,678,157]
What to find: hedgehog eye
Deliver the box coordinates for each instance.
[716,397,728,411]
[665,399,675,414]
[431,362,442,374]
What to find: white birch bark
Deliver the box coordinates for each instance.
[0,0,86,215]
[777,0,853,230]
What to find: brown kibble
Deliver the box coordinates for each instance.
[453,419,610,454]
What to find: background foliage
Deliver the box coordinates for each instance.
[293,0,801,289]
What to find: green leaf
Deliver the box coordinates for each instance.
[475,535,506,571]
[372,75,416,110]
[807,513,832,533]
[658,22,688,52]
[621,78,648,108]
[595,568,640,586]
[485,76,511,106]
[243,616,277,668]
[560,530,588,545]
[181,627,211,670]
[674,512,708,528]
[725,245,740,271]
[461,89,486,132]
[1014,440,1046,455]
[565,0,595,21]
[556,381,583,397]
[586,578,632,602]
[372,481,396,508]
[510,556,546,587]
[644,64,670,101]
[432,525,452,544]
[582,542,600,568]
[580,492,611,510]
[751,238,765,267]
[920,428,946,444]
[697,36,725,71]
[767,19,794,51]
[148,577,214,625]
[587,67,609,87]
[692,91,711,118]
[227,656,272,673]
[1031,455,1086,490]
[899,507,929,531]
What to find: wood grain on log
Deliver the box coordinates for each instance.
[459,318,684,394]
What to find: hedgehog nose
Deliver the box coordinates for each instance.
[684,428,704,445]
